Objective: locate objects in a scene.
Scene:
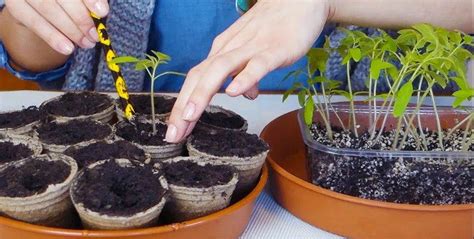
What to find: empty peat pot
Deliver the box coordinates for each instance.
[0,134,42,166]
[0,154,78,227]
[114,120,183,161]
[187,129,269,197]
[161,157,239,222]
[70,158,168,230]
[115,94,176,122]
[35,119,113,153]
[65,139,151,169]
[197,105,248,132]
[40,92,115,123]
[0,106,41,135]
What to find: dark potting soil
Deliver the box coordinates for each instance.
[310,124,474,151]
[0,158,70,197]
[65,140,148,169]
[199,111,245,129]
[163,160,235,188]
[121,94,176,115]
[190,129,269,157]
[0,142,34,164]
[116,121,169,146]
[42,92,112,117]
[37,120,111,145]
[0,106,40,129]
[73,160,166,216]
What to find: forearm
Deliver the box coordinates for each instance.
[329,0,473,33]
[0,9,69,72]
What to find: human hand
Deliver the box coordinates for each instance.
[4,0,109,55]
[165,0,332,143]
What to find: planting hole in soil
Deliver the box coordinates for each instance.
[163,160,235,188]
[0,141,33,165]
[37,120,112,145]
[72,159,166,217]
[116,121,169,146]
[0,106,40,130]
[199,111,246,130]
[0,157,70,197]
[41,92,112,117]
[65,140,149,169]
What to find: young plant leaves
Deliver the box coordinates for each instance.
[304,96,315,126]
[393,81,413,117]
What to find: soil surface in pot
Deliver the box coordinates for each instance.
[0,106,40,129]
[121,94,175,115]
[116,121,169,146]
[190,129,269,157]
[0,142,34,165]
[0,158,69,197]
[199,111,245,129]
[37,120,111,145]
[65,140,148,169]
[309,125,473,205]
[163,160,235,188]
[42,92,112,117]
[73,160,166,216]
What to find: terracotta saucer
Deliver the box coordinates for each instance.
[0,165,268,239]
[260,110,473,239]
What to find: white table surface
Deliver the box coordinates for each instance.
[0,91,460,239]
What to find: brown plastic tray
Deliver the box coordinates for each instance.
[0,165,268,239]
[260,110,473,239]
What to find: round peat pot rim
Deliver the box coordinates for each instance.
[0,153,78,205]
[40,93,115,123]
[262,110,473,212]
[0,164,268,237]
[198,105,248,132]
[0,133,43,159]
[161,156,239,194]
[0,109,41,135]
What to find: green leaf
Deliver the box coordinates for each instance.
[151,50,171,61]
[453,89,474,99]
[413,23,437,44]
[307,48,329,74]
[427,71,447,89]
[349,48,362,62]
[135,60,154,71]
[109,56,140,64]
[304,96,314,126]
[370,59,395,80]
[452,76,469,90]
[393,81,413,117]
[298,90,306,107]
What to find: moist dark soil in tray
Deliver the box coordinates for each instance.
[190,129,269,157]
[199,111,245,129]
[0,142,34,164]
[163,160,235,188]
[116,121,168,146]
[41,92,112,117]
[73,160,166,216]
[0,158,70,197]
[121,94,175,115]
[310,124,474,151]
[37,120,111,145]
[0,106,40,129]
[65,140,148,169]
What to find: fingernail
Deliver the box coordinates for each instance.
[226,83,239,94]
[89,27,99,42]
[165,124,177,142]
[94,1,108,17]
[182,102,196,121]
[81,37,96,49]
[58,42,74,55]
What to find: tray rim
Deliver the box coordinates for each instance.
[262,110,473,212]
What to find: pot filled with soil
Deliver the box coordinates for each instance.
[187,129,269,198]
[70,158,168,230]
[0,154,78,227]
[35,119,113,153]
[300,104,473,205]
[115,94,176,122]
[196,105,248,132]
[161,156,239,222]
[0,106,41,135]
[40,92,115,123]
[65,140,151,169]
[0,134,42,166]
[114,120,183,161]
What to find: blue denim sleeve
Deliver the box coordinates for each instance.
[0,41,70,82]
